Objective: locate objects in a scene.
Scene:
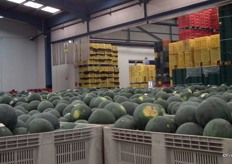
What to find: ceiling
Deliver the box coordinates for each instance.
[0,0,138,30]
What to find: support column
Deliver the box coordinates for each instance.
[45,31,52,88]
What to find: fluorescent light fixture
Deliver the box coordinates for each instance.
[24,1,43,9]
[41,6,60,13]
[0,16,4,19]
[6,0,26,4]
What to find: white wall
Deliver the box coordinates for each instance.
[118,46,154,88]
[37,35,46,88]
[0,18,45,91]
[52,64,76,92]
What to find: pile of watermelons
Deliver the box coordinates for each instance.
[0,84,232,139]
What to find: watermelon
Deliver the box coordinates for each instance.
[130,98,143,104]
[14,109,25,116]
[28,93,41,103]
[90,97,108,108]
[174,105,197,127]
[75,119,88,124]
[195,97,231,127]
[14,106,28,114]
[145,116,176,133]
[55,103,68,115]
[154,99,168,113]
[98,100,111,108]
[70,104,91,121]
[28,110,40,116]
[121,101,138,116]
[83,94,96,105]
[203,118,232,138]
[133,103,164,130]
[104,102,127,120]
[176,122,203,135]
[171,102,181,115]
[18,114,31,123]
[28,100,40,111]
[155,91,169,100]
[88,109,115,124]
[114,96,129,103]
[15,120,27,128]
[28,118,54,133]
[114,117,136,130]
[103,91,114,99]
[0,124,13,137]
[47,109,61,118]
[12,127,28,135]
[37,101,54,112]
[62,104,75,116]
[0,104,18,130]
[36,113,60,129]
[0,96,13,105]
[74,124,87,129]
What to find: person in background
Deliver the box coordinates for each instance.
[143,57,149,65]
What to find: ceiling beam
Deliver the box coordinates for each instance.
[36,0,88,20]
[0,9,44,31]
[47,12,80,28]
[152,22,178,27]
[88,0,135,14]
[137,26,162,41]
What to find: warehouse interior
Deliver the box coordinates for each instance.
[1,0,232,164]
[0,0,231,91]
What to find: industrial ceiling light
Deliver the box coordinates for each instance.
[6,0,26,4]
[41,6,60,13]
[23,1,43,9]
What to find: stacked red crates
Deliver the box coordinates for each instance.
[178,8,219,40]
[211,8,220,34]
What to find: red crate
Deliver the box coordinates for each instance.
[179,30,185,40]
[185,14,201,27]
[212,16,219,29]
[184,29,197,39]
[178,16,185,29]
[211,8,218,15]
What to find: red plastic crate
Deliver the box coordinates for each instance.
[211,8,218,15]
[178,16,185,29]
[184,29,197,39]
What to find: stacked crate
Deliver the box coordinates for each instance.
[194,36,211,67]
[178,8,219,40]
[169,34,221,69]
[78,43,119,88]
[168,42,178,78]
[184,39,195,67]
[129,65,156,88]
[210,34,220,65]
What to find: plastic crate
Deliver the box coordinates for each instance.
[194,50,202,63]
[0,125,102,164]
[177,41,184,53]
[201,36,211,49]
[178,30,185,40]
[201,49,210,62]
[210,48,221,63]
[210,34,220,48]
[177,16,185,29]
[185,51,194,67]
[184,39,194,52]
[104,126,232,164]
[169,43,178,54]
[194,38,202,50]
